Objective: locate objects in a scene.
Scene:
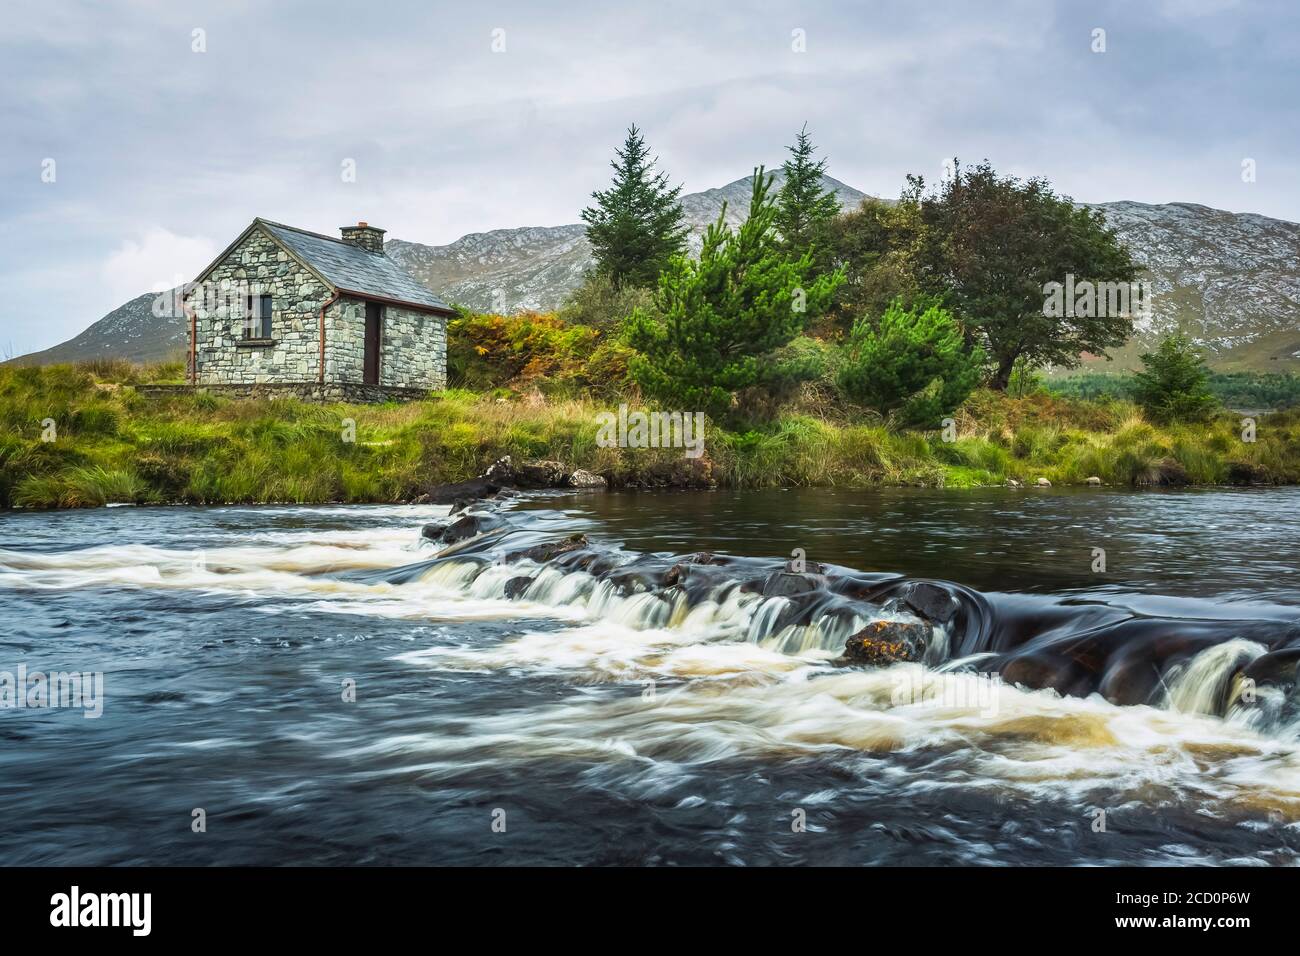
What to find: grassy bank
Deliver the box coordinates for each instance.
[2,362,1299,508]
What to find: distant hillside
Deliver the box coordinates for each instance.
[12,176,1300,373]
[384,173,868,314]
[8,291,186,367]
[1073,201,1300,374]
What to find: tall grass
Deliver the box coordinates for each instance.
[2,364,1299,508]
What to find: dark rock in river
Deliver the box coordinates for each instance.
[759,571,825,598]
[418,477,503,505]
[897,581,960,625]
[784,559,827,574]
[506,533,589,563]
[430,513,505,545]
[503,576,534,599]
[662,552,729,587]
[841,620,930,665]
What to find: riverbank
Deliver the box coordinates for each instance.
[2,362,1298,508]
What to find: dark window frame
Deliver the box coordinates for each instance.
[243,294,273,340]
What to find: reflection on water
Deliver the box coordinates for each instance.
[1,487,1299,865]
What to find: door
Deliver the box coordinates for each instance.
[363,302,382,385]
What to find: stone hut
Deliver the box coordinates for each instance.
[182,218,453,401]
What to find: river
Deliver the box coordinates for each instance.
[2,487,1299,865]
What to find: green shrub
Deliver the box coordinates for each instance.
[837,298,983,428]
[1132,334,1218,423]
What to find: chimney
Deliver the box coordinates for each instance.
[339,221,386,254]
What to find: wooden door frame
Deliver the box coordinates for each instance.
[363,301,384,385]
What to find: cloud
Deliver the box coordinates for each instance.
[0,0,1297,356]
[99,228,217,304]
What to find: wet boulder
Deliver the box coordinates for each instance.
[898,581,960,626]
[662,551,728,587]
[760,570,826,598]
[506,533,589,564]
[784,559,827,575]
[503,576,534,600]
[1242,646,1300,688]
[426,513,504,545]
[416,477,503,505]
[841,620,931,666]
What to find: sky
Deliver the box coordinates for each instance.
[1,0,1297,357]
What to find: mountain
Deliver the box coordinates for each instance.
[8,291,188,367]
[11,175,1300,373]
[384,173,868,314]
[1075,201,1300,373]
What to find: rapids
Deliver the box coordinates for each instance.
[2,487,1300,865]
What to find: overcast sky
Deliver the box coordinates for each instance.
[1,0,1297,357]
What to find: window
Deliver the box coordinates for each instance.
[243,294,273,340]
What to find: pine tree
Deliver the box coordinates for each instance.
[1133,333,1218,423]
[836,298,984,427]
[626,168,843,421]
[581,125,689,289]
[775,124,842,255]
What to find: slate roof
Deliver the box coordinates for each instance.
[257,219,453,314]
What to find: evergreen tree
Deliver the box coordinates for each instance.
[581,125,688,289]
[626,168,843,420]
[1133,333,1218,423]
[775,124,842,255]
[837,298,983,427]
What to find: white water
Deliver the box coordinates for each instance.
[6,514,1300,828]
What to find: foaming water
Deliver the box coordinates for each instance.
[3,491,1300,865]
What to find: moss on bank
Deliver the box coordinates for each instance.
[1,363,1298,508]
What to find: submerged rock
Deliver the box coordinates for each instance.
[841,620,930,666]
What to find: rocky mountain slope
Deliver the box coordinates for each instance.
[12,175,1300,372]
[1076,201,1300,372]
